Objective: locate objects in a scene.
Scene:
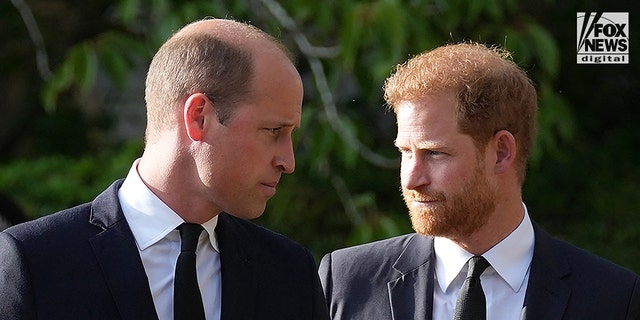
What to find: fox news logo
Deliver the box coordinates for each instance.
[577,12,629,64]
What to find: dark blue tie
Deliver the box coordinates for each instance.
[174,223,206,320]
[453,256,491,320]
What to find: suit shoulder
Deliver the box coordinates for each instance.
[329,233,422,259]
[0,202,98,274]
[6,179,126,245]
[333,233,422,255]
[552,235,638,278]
[3,202,93,243]
[318,233,432,318]
[535,226,639,284]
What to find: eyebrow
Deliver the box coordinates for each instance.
[265,120,300,130]
[280,122,299,129]
[394,138,444,150]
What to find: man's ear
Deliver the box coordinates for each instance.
[183,93,210,141]
[493,130,516,174]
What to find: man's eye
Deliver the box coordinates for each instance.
[266,128,281,134]
[425,150,447,158]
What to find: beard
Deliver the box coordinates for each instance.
[402,163,496,239]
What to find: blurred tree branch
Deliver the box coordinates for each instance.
[10,0,51,80]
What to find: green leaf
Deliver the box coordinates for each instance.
[503,27,531,64]
[340,3,366,71]
[100,46,130,87]
[535,82,575,161]
[103,31,148,58]
[72,43,98,92]
[374,0,406,66]
[116,0,140,28]
[152,15,182,48]
[527,22,560,78]
[41,60,74,112]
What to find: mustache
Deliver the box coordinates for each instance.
[402,188,445,202]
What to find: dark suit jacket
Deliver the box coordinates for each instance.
[319,225,640,320]
[0,180,330,320]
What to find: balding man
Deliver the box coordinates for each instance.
[0,18,330,320]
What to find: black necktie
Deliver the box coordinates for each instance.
[174,223,206,320]
[453,256,491,320]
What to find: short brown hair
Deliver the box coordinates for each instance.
[384,42,538,183]
[144,18,296,142]
[144,33,252,139]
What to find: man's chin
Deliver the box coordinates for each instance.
[410,215,472,238]
[225,206,266,220]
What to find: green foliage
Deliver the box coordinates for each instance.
[4,0,639,271]
[0,142,142,218]
[41,56,74,112]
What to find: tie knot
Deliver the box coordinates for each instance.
[178,223,203,253]
[467,256,490,278]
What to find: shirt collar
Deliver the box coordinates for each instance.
[434,204,534,293]
[118,159,219,252]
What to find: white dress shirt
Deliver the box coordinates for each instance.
[433,204,534,320]
[118,160,222,320]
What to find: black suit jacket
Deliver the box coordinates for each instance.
[318,225,640,319]
[0,180,330,320]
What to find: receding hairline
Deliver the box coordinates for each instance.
[173,19,258,43]
[169,18,294,62]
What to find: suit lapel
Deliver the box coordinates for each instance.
[216,213,258,320]
[88,181,159,320]
[388,234,435,320]
[523,224,571,320]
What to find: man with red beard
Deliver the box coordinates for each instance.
[318,42,640,320]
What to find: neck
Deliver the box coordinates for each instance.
[452,198,525,255]
[137,139,220,224]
